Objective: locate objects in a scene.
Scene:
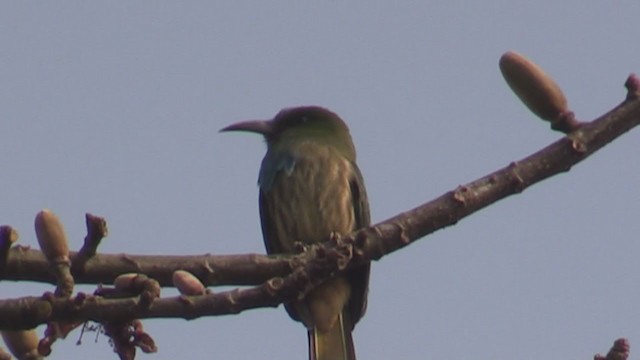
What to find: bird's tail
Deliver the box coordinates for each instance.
[308,311,356,360]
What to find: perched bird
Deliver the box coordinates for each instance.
[221,106,371,360]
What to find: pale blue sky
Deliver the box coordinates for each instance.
[2,2,640,359]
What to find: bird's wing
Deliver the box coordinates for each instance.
[258,188,284,254]
[257,150,296,254]
[345,162,371,326]
[350,163,370,228]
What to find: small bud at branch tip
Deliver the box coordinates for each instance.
[625,73,640,100]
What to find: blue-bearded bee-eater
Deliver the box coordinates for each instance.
[222,106,371,360]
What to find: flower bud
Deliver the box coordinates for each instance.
[172,270,206,296]
[34,209,69,263]
[1,330,39,359]
[114,273,145,292]
[500,51,568,122]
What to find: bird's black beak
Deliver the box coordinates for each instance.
[220,119,273,136]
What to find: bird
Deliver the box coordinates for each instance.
[221,106,371,360]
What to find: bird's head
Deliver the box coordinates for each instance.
[221,106,356,159]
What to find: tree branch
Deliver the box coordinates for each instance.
[1,75,639,331]
[354,77,640,261]
[3,247,292,287]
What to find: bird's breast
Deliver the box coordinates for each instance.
[264,143,356,251]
